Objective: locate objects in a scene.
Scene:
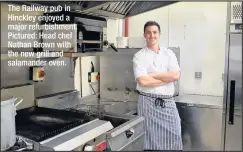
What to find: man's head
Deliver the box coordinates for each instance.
[143,21,160,47]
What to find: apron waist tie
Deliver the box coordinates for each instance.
[155,98,165,108]
[135,90,172,108]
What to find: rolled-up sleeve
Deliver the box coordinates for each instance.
[168,50,180,72]
[133,54,147,80]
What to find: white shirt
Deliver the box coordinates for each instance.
[133,46,180,96]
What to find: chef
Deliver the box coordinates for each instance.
[133,21,183,150]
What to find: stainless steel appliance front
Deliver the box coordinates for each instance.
[222,2,242,151]
[223,32,242,151]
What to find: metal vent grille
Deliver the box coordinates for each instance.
[100,1,135,15]
[231,2,242,23]
[233,4,242,19]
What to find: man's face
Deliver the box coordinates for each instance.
[144,25,160,46]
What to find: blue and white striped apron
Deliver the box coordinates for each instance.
[137,91,183,150]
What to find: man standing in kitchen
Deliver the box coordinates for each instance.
[133,21,183,151]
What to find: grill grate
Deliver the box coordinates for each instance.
[15,107,95,142]
[17,120,85,142]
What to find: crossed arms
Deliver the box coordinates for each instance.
[135,71,180,87]
[133,51,180,87]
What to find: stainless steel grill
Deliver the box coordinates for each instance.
[15,107,94,142]
[15,106,114,151]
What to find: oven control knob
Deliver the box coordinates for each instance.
[83,144,94,151]
[39,70,45,78]
[125,128,135,138]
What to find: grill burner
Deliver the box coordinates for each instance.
[15,107,95,142]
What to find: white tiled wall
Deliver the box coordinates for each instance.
[107,18,120,47]
[128,6,170,48]
[128,2,227,96]
[168,2,227,96]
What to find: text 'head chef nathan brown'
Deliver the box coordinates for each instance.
[132,21,183,151]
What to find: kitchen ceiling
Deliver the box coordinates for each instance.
[10,1,177,19]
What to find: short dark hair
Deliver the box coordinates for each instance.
[144,21,160,33]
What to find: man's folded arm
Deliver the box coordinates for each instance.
[136,75,166,87]
[133,55,166,87]
[148,71,180,83]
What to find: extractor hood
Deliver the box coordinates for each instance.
[10,1,177,19]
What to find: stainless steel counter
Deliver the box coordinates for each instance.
[174,94,224,151]
[124,94,225,151]
[175,94,223,108]
[81,95,138,115]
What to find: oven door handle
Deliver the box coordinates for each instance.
[104,40,118,52]
[110,43,119,52]
[228,80,235,125]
